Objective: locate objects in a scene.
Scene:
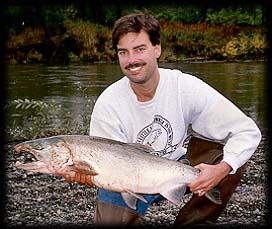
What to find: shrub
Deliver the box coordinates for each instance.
[5,98,92,141]
[63,19,115,62]
[206,6,263,26]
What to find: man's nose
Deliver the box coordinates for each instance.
[127,52,138,64]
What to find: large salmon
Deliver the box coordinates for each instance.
[14,135,221,209]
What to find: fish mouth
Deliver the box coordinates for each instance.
[14,144,48,172]
[14,144,37,163]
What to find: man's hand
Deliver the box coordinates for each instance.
[188,161,232,196]
[65,173,93,187]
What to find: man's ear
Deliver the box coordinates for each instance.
[154,44,161,59]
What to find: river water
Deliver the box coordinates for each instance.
[6,61,267,139]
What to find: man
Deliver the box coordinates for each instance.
[66,11,261,225]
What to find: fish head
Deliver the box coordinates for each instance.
[14,136,74,176]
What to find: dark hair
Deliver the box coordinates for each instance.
[112,11,161,51]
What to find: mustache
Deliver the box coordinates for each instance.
[125,62,146,70]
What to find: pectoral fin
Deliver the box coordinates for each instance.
[121,190,148,210]
[160,184,187,207]
[73,160,98,176]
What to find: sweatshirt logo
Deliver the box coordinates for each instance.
[136,115,179,157]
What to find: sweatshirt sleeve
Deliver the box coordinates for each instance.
[89,91,127,143]
[183,74,262,174]
[193,97,261,173]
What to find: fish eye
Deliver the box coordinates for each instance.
[35,144,44,150]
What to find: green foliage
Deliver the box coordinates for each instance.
[149,5,205,23]
[5,3,264,31]
[5,4,267,63]
[102,5,121,26]
[7,99,64,126]
[63,19,115,62]
[6,98,91,141]
[12,98,48,110]
[4,4,78,35]
[206,6,263,26]
[223,30,267,59]
[41,6,69,27]
[159,22,267,61]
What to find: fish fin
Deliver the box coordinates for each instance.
[179,159,191,166]
[121,191,148,210]
[121,192,137,210]
[205,187,222,204]
[160,184,187,206]
[73,160,98,176]
[126,190,148,203]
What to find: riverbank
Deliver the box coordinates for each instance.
[5,20,268,65]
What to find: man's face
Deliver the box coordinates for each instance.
[116,30,161,84]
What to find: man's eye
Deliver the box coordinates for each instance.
[118,51,126,56]
[137,47,145,52]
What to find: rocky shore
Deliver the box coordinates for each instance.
[4,133,269,227]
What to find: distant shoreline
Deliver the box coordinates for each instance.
[5,22,268,65]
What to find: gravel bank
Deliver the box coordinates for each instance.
[4,134,269,227]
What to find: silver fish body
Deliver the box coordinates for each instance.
[14,135,221,209]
